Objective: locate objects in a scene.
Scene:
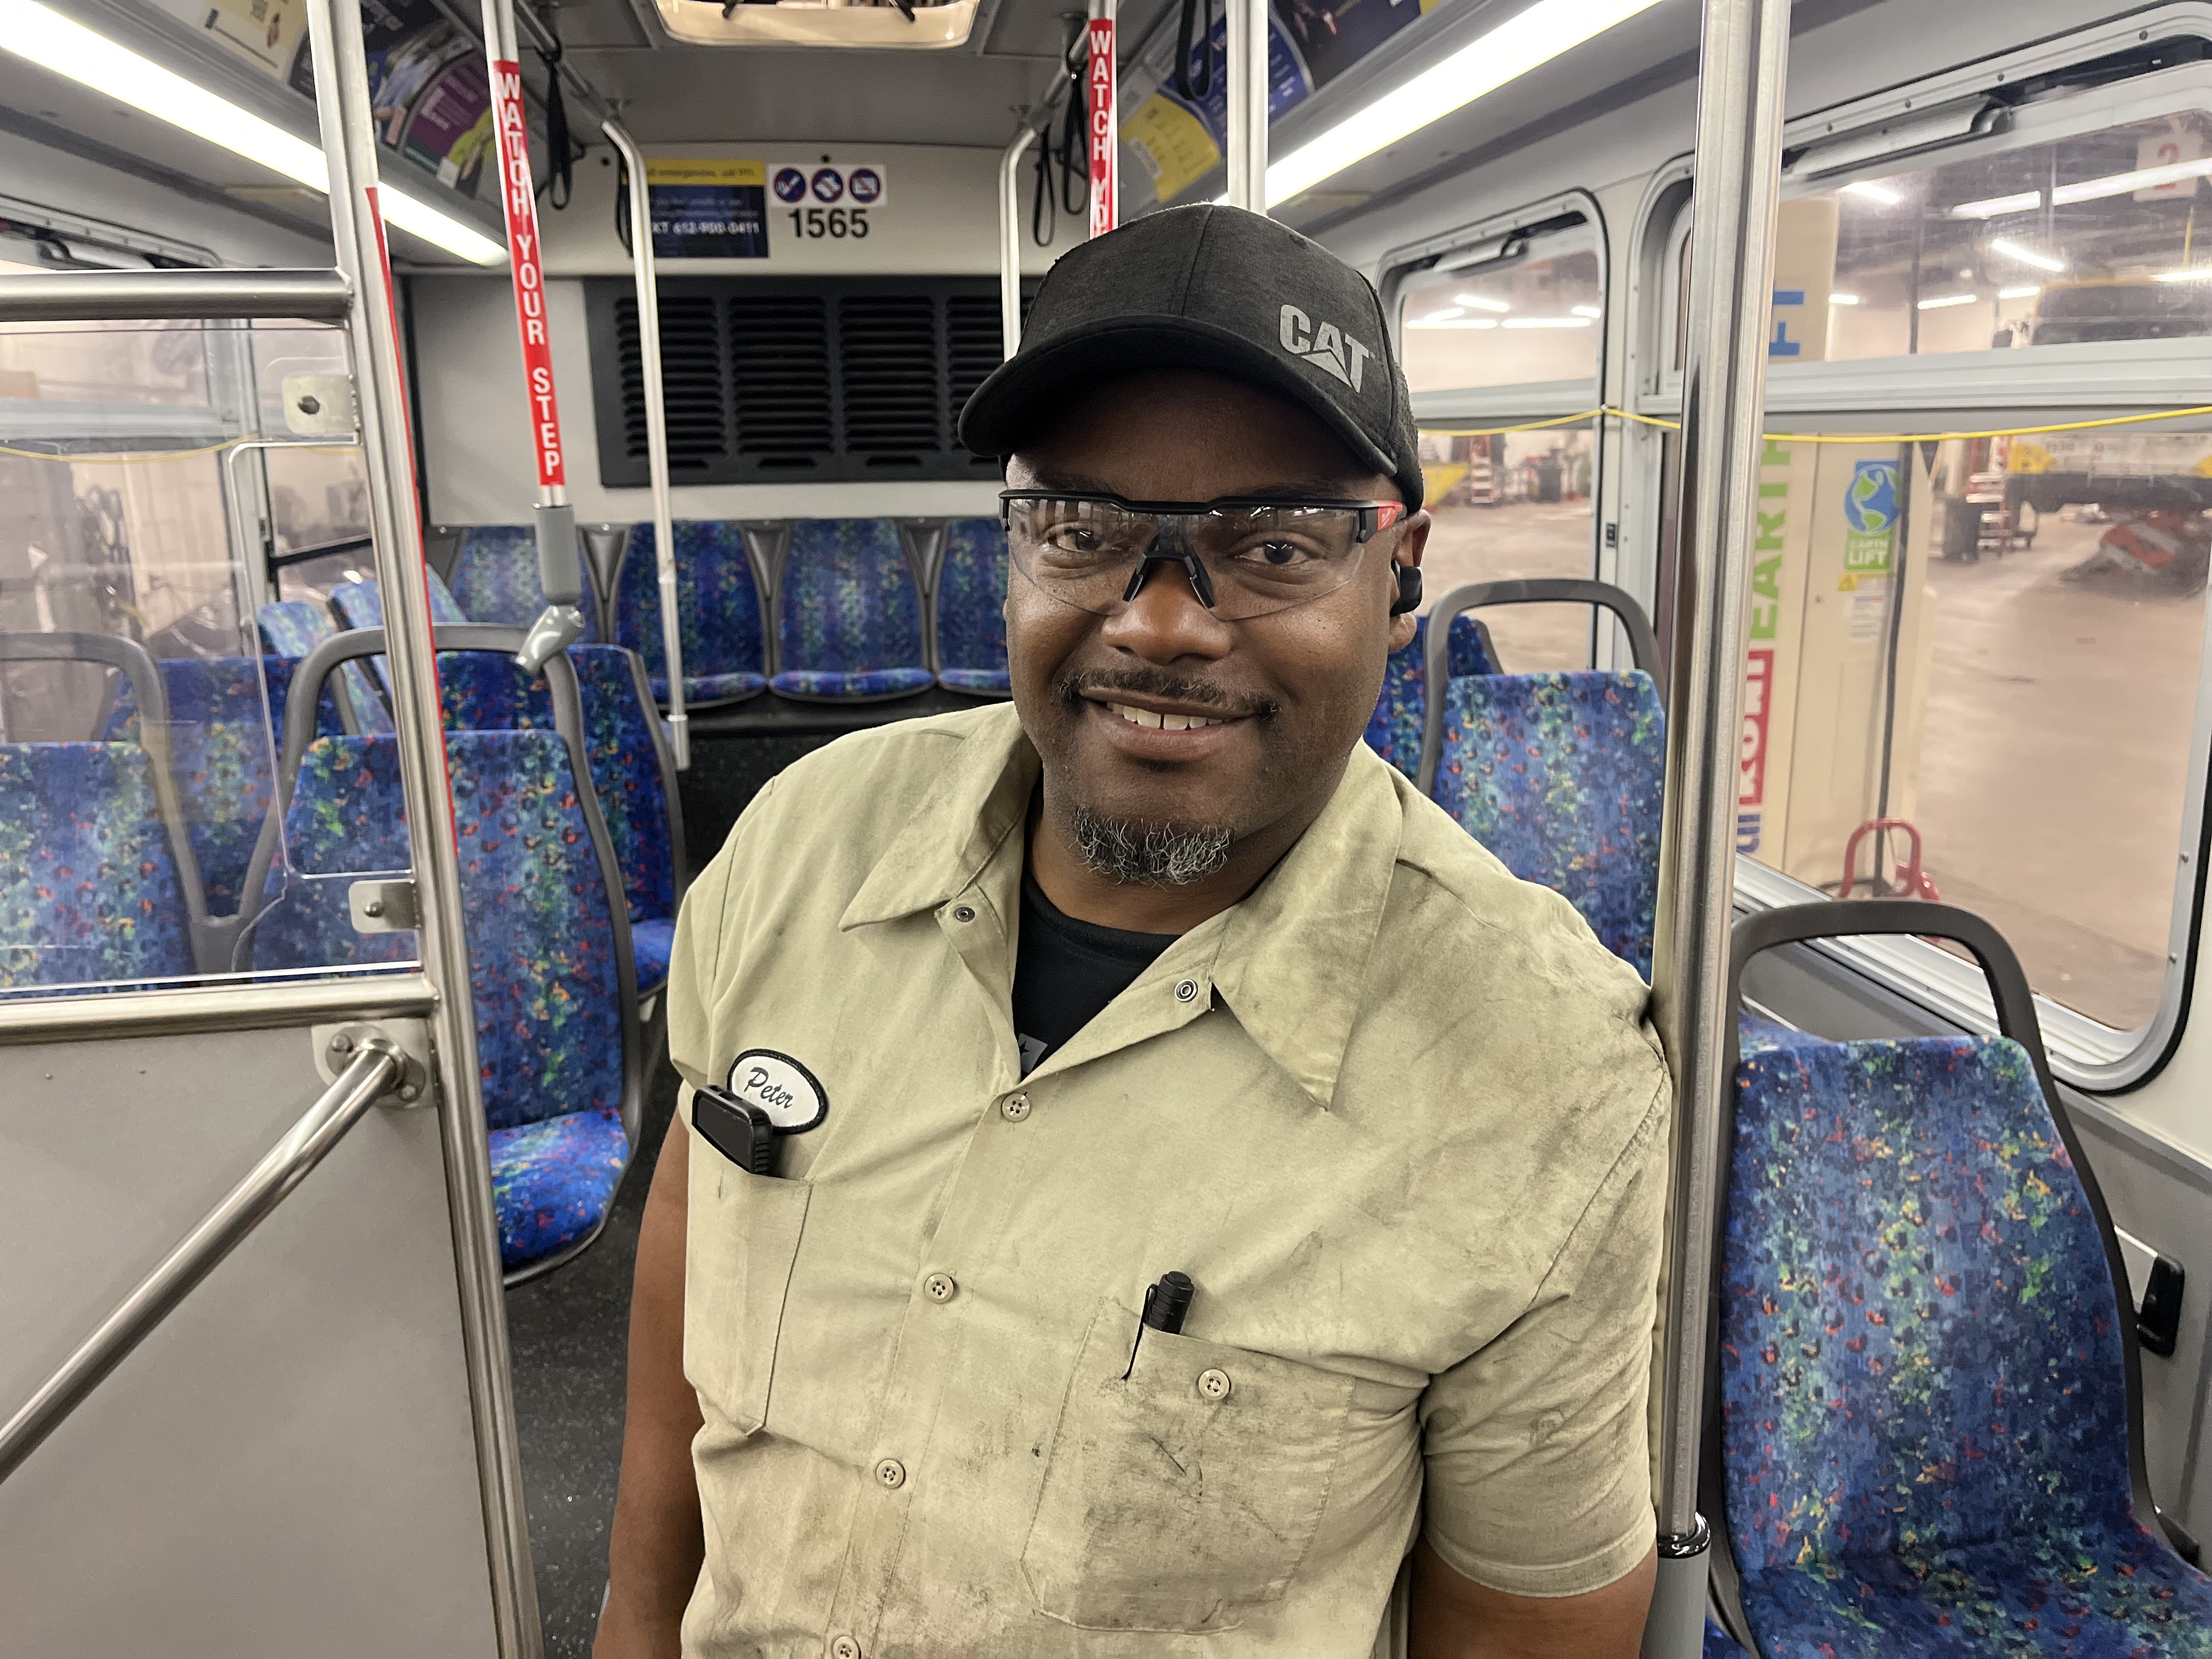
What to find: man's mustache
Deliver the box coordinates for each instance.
[1056,667,1277,720]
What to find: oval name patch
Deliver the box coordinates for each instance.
[726,1049,828,1134]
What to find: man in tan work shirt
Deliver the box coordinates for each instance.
[596,205,1670,1658]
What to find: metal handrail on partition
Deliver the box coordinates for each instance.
[999,124,1041,357]
[1643,0,1792,1654]
[0,1042,406,1487]
[0,268,352,322]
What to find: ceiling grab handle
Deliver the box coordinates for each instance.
[1643,1,1792,1656]
[304,0,544,1651]
[481,0,585,679]
[602,118,687,769]
[1085,0,1118,237]
[1223,0,1267,210]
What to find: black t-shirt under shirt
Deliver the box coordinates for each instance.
[1012,873,1180,1073]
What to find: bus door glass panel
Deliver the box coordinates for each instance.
[1780,109,2212,360]
[1727,426,2210,1035]
[0,317,411,995]
[1397,221,1603,394]
[1418,421,1601,670]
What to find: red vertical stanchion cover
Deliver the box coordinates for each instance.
[488,58,565,490]
[1087,18,1118,238]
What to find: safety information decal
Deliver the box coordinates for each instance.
[647,159,770,258]
[489,58,565,489]
[771,163,891,207]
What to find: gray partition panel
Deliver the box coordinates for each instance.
[0,1020,499,1657]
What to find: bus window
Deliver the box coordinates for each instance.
[1780,108,2212,362]
[1397,220,1603,394]
[1418,422,1599,670]
[1726,425,2209,1036]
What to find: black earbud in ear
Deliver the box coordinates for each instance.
[1389,562,1423,617]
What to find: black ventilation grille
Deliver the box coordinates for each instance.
[588,276,1023,487]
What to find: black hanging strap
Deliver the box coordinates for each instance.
[1175,0,1216,100]
[535,29,574,210]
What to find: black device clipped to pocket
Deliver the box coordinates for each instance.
[693,1085,778,1175]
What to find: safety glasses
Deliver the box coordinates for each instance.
[999,491,1408,620]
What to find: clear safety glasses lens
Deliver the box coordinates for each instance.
[1001,495,1388,620]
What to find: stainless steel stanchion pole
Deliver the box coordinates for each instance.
[602,117,688,768]
[303,1,544,1652]
[1223,0,1268,210]
[1643,0,1791,1654]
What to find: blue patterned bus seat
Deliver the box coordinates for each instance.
[934,516,1011,695]
[446,524,603,642]
[1431,669,1664,978]
[614,520,768,707]
[0,742,195,991]
[1720,1036,2212,1656]
[258,599,391,736]
[100,656,293,915]
[1362,612,1498,777]
[252,729,630,1271]
[329,574,471,719]
[433,646,678,994]
[1704,1618,1747,1657]
[771,518,934,702]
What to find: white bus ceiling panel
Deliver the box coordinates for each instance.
[0,1023,499,1658]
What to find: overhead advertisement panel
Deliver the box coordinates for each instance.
[1116,0,1443,210]
[150,0,306,78]
[401,54,496,196]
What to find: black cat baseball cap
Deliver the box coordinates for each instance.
[958,204,1425,510]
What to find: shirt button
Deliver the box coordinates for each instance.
[1001,1092,1031,1121]
[874,1457,907,1490]
[831,1638,862,1659]
[1198,1368,1232,1401]
[1175,978,1201,1003]
[923,1272,957,1303]
[951,904,976,923]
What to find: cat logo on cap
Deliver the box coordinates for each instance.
[726,1049,828,1133]
[1278,304,1373,393]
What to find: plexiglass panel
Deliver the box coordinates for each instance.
[1398,224,1604,396]
[0,316,413,997]
[1778,109,2212,362]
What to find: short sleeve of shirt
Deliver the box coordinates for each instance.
[1418,1074,1669,1598]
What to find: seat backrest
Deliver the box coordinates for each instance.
[1363,612,1498,777]
[258,599,392,736]
[933,517,1008,674]
[446,524,602,642]
[1430,669,1663,977]
[776,518,925,676]
[614,520,765,695]
[1722,1034,2138,1568]
[0,741,196,990]
[431,643,678,928]
[101,656,280,915]
[329,571,469,632]
[251,729,625,1132]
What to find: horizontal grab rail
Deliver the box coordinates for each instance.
[0,268,353,323]
[0,1041,405,1487]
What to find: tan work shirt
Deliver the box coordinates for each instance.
[667,704,1669,1658]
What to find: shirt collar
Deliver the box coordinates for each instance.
[840,707,1407,1110]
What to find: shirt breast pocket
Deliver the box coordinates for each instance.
[684,1116,811,1438]
[1020,1296,1355,1633]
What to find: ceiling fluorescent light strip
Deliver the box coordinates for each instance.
[0,0,504,264]
[1265,0,1666,207]
[2052,156,2212,206]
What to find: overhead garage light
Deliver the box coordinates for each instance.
[1951,190,2041,220]
[1265,0,1666,207]
[1917,292,1977,310]
[1842,180,1903,206]
[1989,237,2065,273]
[2054,156,2212,207]
[1829,291,1862,305]
[0,0,504,264]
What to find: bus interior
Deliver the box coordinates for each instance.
[7,0,2212,1653]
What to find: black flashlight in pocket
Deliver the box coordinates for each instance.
[692,1084,778,1175]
